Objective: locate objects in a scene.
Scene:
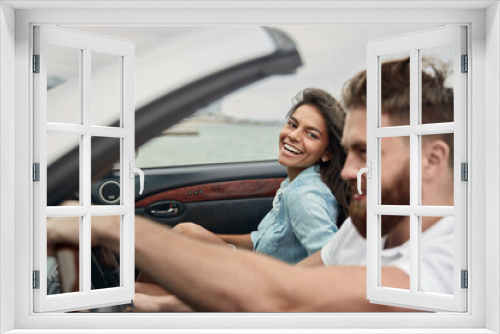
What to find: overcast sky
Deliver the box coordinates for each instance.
[65,25,445,121]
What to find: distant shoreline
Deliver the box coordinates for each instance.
[162,116,282,136]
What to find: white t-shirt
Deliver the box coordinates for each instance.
[321,217,454,295]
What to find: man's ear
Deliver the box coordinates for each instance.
[421,140,450,181]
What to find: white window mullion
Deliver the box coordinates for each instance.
[373,123,454,138]
[82,48,91,207]
[409,213,419,293]
[453,26,468,306]
[33,26,49,305]
[46,206,89,217]
[120,54,126,290]
[46,123,88,135]
[46,205,129,216]
[409,46,419,295]
[376,214,382,289]
[372,126,411,138]
[372,205,411,215]
[365,45,380,300]
[81,48,92,294]
[412,206,454,216]
[122,49,135,293]
[413,123,454,135]
[81,132,91,293]
[90,126,129,138]
[90,205,128,216]
[372,205,454,216]
[46,124,130,138]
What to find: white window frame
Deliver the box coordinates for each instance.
[365,26,467,312]
[33,25,136,312]
[0,1,498,333]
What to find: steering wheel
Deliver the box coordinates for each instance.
[47,164,135,311]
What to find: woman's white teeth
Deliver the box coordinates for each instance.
[284,143,302,154]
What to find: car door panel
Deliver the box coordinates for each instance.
[94,161,286,234]
[136,161,286,197]
[136,178,283,206]
[135,161,286,234]
[136,197,274,234]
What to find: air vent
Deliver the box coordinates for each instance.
[98,180,120,205]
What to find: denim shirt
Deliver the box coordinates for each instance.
[250,165,339,264]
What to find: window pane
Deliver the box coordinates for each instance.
[47,133,80,206]
[379,215,410,291]
[47,44,81,125]
[379,51,410,127]
[91,216,121,290]
[420,134,454,206]
[47,216,81,294]
[420,44,454,124]
[420,216,454,295]
[91,137,121,205]
[380,136,410,206]
[91,52,122,127]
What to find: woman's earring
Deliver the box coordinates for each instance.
[322,157,327,162]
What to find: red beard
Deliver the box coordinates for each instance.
[349,165,410,238]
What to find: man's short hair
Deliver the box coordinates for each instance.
[342,57,454,168]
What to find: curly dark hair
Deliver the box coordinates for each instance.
[286,88,350,228]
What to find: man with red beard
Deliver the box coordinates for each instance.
[48,57,455,312]
[320,57,454,296]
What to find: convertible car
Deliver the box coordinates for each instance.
[46,26,302,309]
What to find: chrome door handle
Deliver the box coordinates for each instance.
[151,207,179,215]
[147,201,184,218]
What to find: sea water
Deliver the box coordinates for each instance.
[135,124,282,168]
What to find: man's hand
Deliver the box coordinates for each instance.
[134,281,194,312]
[133,293,194,312]
[47,216,81,256]
[47,200,120,255]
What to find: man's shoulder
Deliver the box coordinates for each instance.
[336,218,365,244]
[421,216,454,244]
[321,217,367,266]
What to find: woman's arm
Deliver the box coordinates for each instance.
[297,250,324,267]
[216,233,253,250]
[172,223,253,250]
[287,187,339,255]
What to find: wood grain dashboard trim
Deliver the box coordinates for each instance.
[135,178,285,208]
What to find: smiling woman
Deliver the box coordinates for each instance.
[172,88,350,264]
[279,104,331,181]
[251,88,350,261]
